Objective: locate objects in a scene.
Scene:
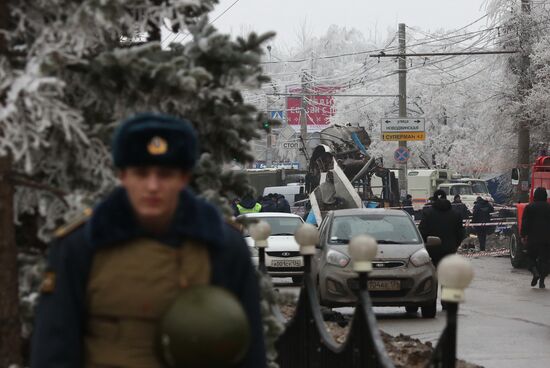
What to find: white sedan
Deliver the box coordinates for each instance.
[240,212,305,283]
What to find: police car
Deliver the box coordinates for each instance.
[240,212,305,283]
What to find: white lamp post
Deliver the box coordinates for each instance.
[249,221,271,269]
[294,223,319,256]
[438,254,474,303]
[437,253,474,368]
[294,224,319,273]
[349,235,378,273]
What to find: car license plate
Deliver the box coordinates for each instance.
[270,259,302,268]
[368,280,400,291]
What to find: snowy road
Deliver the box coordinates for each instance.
[275,256,550,368]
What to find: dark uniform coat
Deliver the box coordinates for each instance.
[452,200,471,221]
[472,199,494,235]
[418,198,465,266]
[31,187,266,368]
[521,188,550,260]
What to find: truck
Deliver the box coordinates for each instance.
[457,178,494,201]
[437,182,478,210]
[509,155,550,268]
[241,168,306,198]
[406,169,456,209]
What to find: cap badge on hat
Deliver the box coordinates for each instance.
[148,136,168,155]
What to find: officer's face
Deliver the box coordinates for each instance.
[119,166,190,224]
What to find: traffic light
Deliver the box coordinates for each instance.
[263,121,270,130]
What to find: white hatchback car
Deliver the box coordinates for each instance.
[240,212,305,283]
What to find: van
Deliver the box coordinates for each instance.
[403,169,455,209]
[263,184,307,207]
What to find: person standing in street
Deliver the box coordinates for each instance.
[452,194,471,221]
[234,193,263,216]
[521,187,550,288]
[419,189,465,310]
[419,190,465,268]
[31,113,266,367]
[472,196,494,251]
[402,194,415,217]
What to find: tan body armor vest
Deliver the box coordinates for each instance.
[84,238,210,368]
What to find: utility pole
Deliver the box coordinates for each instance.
[300,70,309,168]
[266,45,272,168]
[516,0,532,202]
[0,0,23,365]
[398,23,408,198]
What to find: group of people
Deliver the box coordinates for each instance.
[403,193,495,251]
[232,192,291,216]
[414,187,550,289]
[29,111,550,368]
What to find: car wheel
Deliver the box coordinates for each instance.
[405,306,419,314]
[421,300,437,319]
[510,226,525,268]
[292,276,303,284]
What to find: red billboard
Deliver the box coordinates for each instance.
[286,86,340,132]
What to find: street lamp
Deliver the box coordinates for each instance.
[294,224,319,273]
[349,234,378,291]
[437,254,474,367]
[249,221,271,270]
[349,234,378,272]
[438,254,474,303]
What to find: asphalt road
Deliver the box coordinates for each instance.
[276,256,550,368]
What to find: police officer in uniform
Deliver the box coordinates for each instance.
[31,113,266,367]
[234,193,262,216]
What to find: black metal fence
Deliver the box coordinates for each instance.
[256,235,461,368]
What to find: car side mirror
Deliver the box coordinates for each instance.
[426,236,441,248]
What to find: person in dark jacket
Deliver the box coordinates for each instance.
[31,113,266,368]
[521,187,550,288]
[273,193,291,213]
[235,193,262,215]
[452,194,471,221]
[402,194,415,217]
[419,190,465,267]
[472,197,494,251]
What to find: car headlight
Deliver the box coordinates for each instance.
[410,249,431,267]
[248,246,259,257]
[326,249,350,268]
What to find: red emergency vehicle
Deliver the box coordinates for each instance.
[510,155,550,267]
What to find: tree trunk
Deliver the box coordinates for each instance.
[0,0,22,365]
[0,156,22,367]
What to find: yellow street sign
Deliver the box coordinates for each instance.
[382,132,426,141]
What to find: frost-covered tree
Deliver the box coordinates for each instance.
[260,22,518,176]
[0,0,274,364]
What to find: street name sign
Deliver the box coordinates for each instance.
[382,132,426,141]
[381,117,425,132]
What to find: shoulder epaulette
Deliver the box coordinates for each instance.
[54,208,93,238]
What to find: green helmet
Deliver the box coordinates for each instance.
[155,285,251,368]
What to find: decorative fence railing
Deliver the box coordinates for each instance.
[249,222,473,368]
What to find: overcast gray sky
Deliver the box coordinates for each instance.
[210,0,489,48]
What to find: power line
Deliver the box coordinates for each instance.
[162,0,243,48]
[210,0,243,24]
[265,93,399,98]
[369,50,517,57]
[260,25,503,65]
